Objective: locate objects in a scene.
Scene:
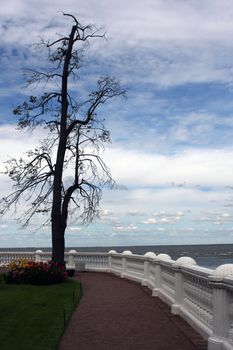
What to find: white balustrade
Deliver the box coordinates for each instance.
[124,255,145,282]
[172,257,197,316]
[186,274,212,326]
[160,262,176,304]
[2,249,233,349]
[208,265,233,350]
[227,288,233,345]
[111,254,123,274]
[147,259,156,289]
[71,252,109,271]
[39,252,52,262]
[0,251,35,265]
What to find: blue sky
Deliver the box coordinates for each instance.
[2,0,233,248]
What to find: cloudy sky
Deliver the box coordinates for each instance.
[1,0,233,248]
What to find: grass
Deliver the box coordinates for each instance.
[0,276,81,350]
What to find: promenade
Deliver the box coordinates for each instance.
[59,272,207,350]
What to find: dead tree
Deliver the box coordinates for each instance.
[0,13,125,264]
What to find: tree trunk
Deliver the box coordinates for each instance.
[51,25,77,264]
[52,220,65,264]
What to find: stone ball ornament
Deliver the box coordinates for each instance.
[156,253,172,261]
[122,250,133,255]
[173,256,197,267]
[144,252,156,258]
[68,250,77,254]
[212,264,233,278]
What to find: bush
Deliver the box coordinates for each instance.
[0,273,6,284]
[6,259,68,285]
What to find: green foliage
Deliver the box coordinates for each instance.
[0,280,81,350]
[0,273,6,284]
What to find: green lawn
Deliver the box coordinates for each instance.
[0,277,81,350]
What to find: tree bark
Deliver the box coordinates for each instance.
[52,220,65,264]
[51,25,77,264]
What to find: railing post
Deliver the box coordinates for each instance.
[142,259,149,286]
[152,263,162,296]
[108,250,117,273]
[121,256,126,278]
[143,252,157,287]
[121,251,132,278]
[68,250,77,268]
[108,254,112,272]
[35,250,43,262]
[208,265,233,350]
[171,257,197,315]
[171,266,184,315]
[152,254,172,297]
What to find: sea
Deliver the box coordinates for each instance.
[1,243,233,269]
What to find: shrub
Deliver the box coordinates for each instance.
[0,273,6,284]
[6,259,68,285]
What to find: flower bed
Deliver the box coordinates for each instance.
[5,259,67,285]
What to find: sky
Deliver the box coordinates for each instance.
[1,0,233,249]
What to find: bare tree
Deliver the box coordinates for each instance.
[0,13,125,264]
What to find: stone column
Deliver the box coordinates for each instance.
[121,251,132,278]
[108,250,117,273]
[152,254,172,297]
[68,250,77,268]
[208,264,233,350]
[35,250,43,262]
[142,259,149,286]
[171,266,184,315]
[152,262,162,296]
[143,252,156,287]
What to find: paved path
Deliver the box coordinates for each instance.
[58,272,207,350]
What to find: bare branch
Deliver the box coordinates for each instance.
[1,13,126,264]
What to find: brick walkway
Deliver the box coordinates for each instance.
[58,272,207,350]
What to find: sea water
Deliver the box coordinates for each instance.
[1,243,233,269]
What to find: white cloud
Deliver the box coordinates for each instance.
[2,2,233,247]
[222,212,230,218]
[1,0,233,90]
[196,210,233,225]
[0,124,47,167]
[2,0,233,43]
[142,218,157,225]
[113,224,138,232]
[69,226,82,231]
[160,218,169,224]
[126,209,143,216]
[104,147,233,188]
[0,224,8,229]
[100,209,114,217]
[148,212,182,224]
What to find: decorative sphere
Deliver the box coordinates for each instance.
[157,253,171,261]
[108,250,117,254]
[69,250,77,254]
[122,250,133,255]
[212,264,233,278]
[174,257,196,267]
[144,252,156,258]
[35,250,43,253]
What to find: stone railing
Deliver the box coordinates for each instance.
[0,250,109,271]
[1,249,233,350]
